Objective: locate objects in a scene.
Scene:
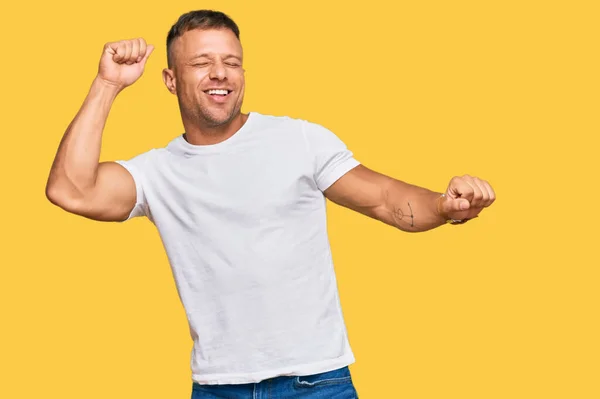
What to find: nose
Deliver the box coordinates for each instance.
[208,60,226,81]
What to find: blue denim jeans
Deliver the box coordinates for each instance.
[191,366,359,398]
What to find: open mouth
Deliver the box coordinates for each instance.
[203,89,232,97]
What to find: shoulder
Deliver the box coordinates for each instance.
[115,146,168,171]
[251,111,331,131]
[250,112,335,143]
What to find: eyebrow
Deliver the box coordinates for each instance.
[190,53,242,61]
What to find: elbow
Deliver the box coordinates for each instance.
[45,182,83,214]
[46,184,72,212]
[45,169,66,207]
[45,183,62,207]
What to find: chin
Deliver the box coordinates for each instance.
[201,107,239,127]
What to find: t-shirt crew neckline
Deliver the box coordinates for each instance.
[168,112,257,156]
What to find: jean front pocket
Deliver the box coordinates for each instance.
[293,366,353,388]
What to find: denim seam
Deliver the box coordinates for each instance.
[294,375,352,388]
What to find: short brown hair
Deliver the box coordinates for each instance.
[166,10,241,67]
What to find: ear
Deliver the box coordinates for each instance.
[162,68,177,94]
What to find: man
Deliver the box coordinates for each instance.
[45,9,495,399]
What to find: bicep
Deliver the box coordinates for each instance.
[324,164,392,219]
[70,162,138,222]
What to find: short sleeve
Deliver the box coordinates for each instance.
[302,120,360,191]
[114,149,154,222]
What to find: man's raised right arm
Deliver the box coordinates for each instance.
[45,38,154,222]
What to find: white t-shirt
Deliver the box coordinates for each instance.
[116,112,360,385]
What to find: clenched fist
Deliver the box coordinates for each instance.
[97,38,154,91]
[438,175,496,222]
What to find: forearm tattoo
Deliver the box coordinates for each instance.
[392,202,415,228]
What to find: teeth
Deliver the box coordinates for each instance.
[207,89,229,95]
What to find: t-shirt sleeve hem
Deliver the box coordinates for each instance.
[114,160,146,221]
[316,158,361,191]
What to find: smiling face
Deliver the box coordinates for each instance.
[163,28,245,128]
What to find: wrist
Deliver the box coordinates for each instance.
[92,76,124,97]
[436,193,448,221]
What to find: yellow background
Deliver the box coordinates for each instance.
[1,0,598,398]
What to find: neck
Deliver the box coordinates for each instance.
[182,112,249,145]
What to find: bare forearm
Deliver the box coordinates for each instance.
[325,165,447,232]
[46,77,120,200]
[376,177,446,233]
[326,165,493,232]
